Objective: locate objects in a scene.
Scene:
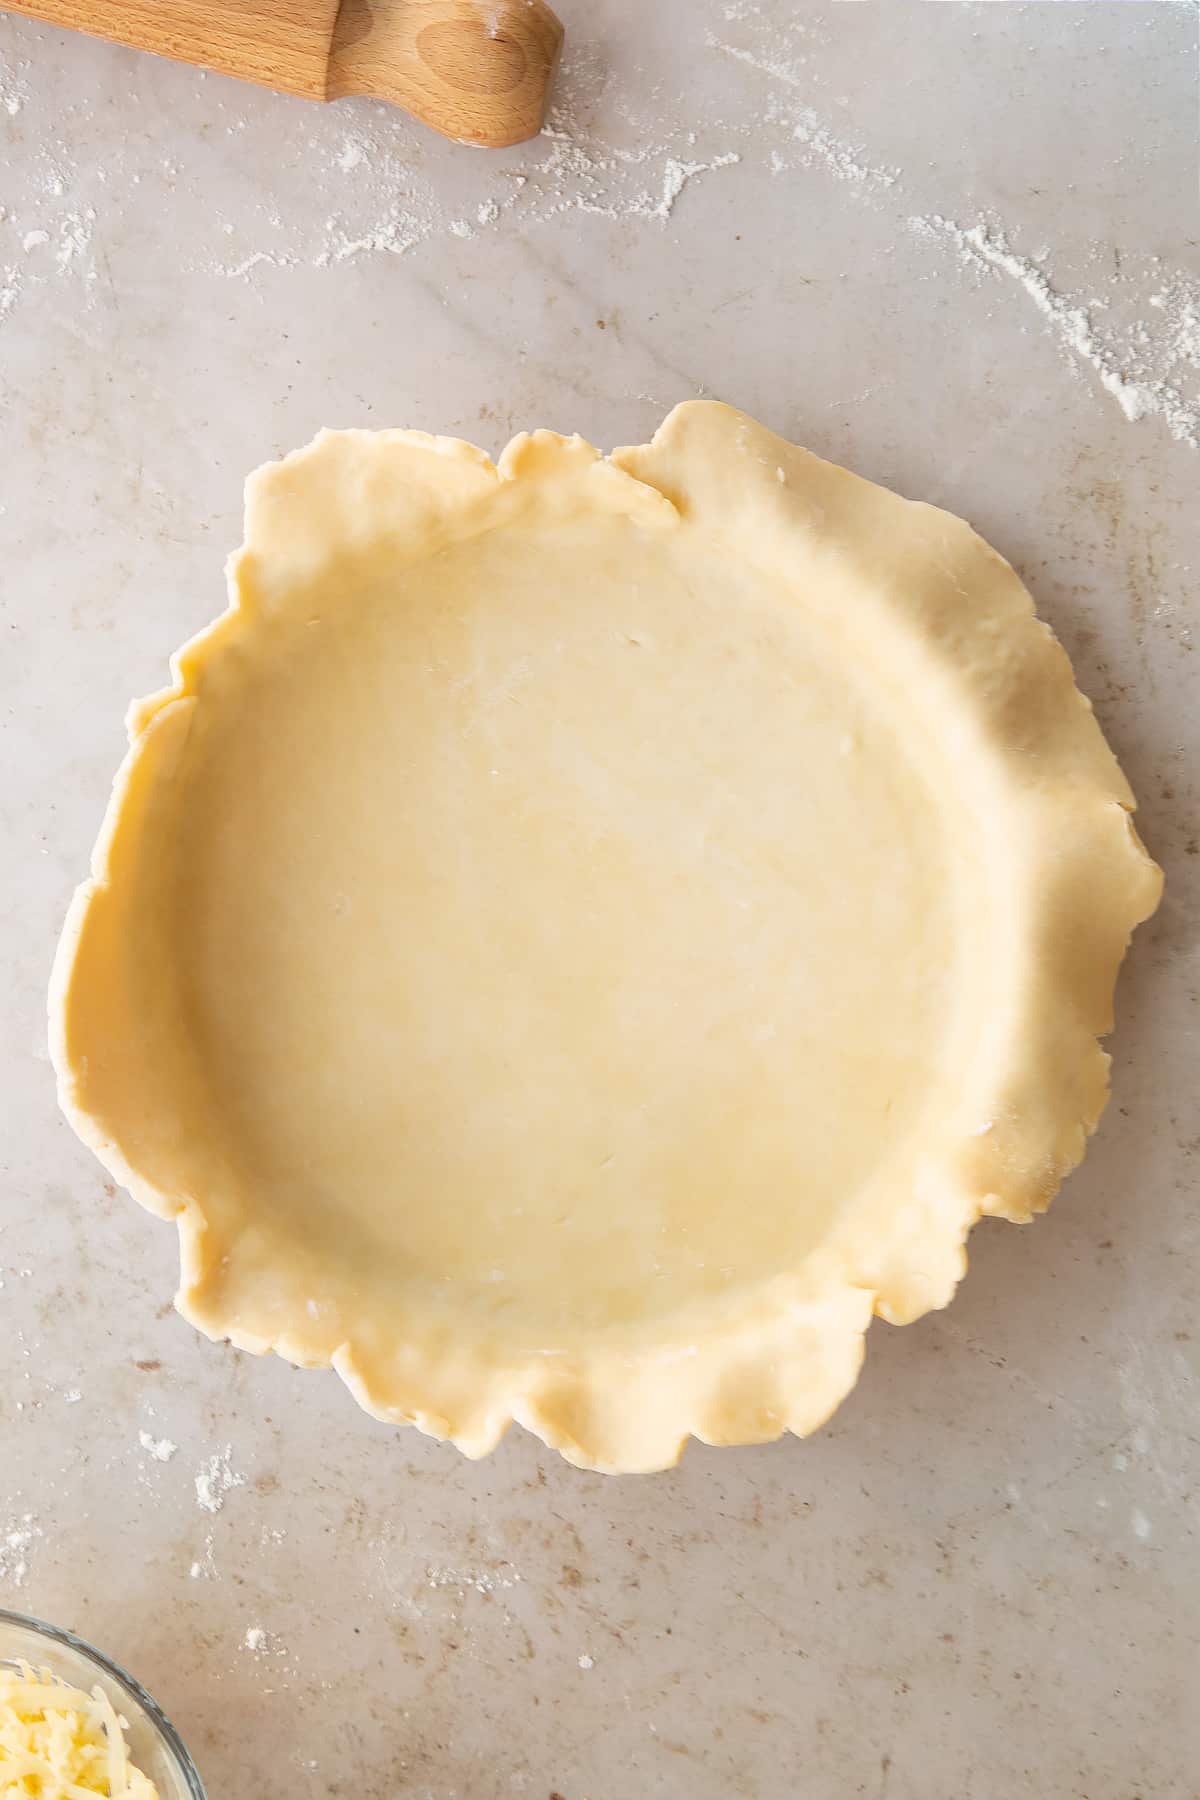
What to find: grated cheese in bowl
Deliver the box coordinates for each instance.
[0,1612,202,1800]
[0,1661,159,1798]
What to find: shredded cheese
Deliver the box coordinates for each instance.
[0,1662,159,1799]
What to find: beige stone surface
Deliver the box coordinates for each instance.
[0,4,1196,1796]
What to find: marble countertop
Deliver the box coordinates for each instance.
[1,4,1196,1795]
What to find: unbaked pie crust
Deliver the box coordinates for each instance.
[50,402,1161,1471]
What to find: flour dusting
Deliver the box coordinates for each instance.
[0,6,1191,468]
[706,34,897,190]
[0,1515,41,1588]
[242,1625,288,1663]
[195,1445,246,1513]
[0,265,22,323]
[790,109,897,191]
[138,1430,178,1463]
[427,1564,521,1594]
[709,35,809,90]
[0,59,26,116]
[647,153,742,222]
[189,1533,217,1581]
[222,248,297,279]
[911,214,1200,448]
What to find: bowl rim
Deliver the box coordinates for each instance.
[0,1605,206,1799]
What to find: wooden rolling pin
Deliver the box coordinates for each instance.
[6,0,565,146]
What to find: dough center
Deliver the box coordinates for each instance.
[174,522,960,1334]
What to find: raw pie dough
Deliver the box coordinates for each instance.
[50,402,1161,1472]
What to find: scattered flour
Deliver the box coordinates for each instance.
[706,33,898,190]
[0,1515,41,1588]
[643,153,742,222]
[911,214,1200,449]
[189,1533,217,1581]
[0,62,26,117]
[138,1430,178,1463]
[427,1564,520,1594]
[0,9,1192,461]
[242,1625,287,1662]
[220,248,298,279]
[195,1445,246,1514]
[54,208,96,278]
[0,265,21,323]
[708,35,809,91]
[1146,277,1200,377]
[789,109,897,191]
[511,120,737,229]
[317,209,425,266]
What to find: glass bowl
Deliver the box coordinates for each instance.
[0,1607,205,1799]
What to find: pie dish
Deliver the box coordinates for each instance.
[49,401,1161,1471]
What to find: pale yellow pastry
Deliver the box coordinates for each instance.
[49,402,1161,1471]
